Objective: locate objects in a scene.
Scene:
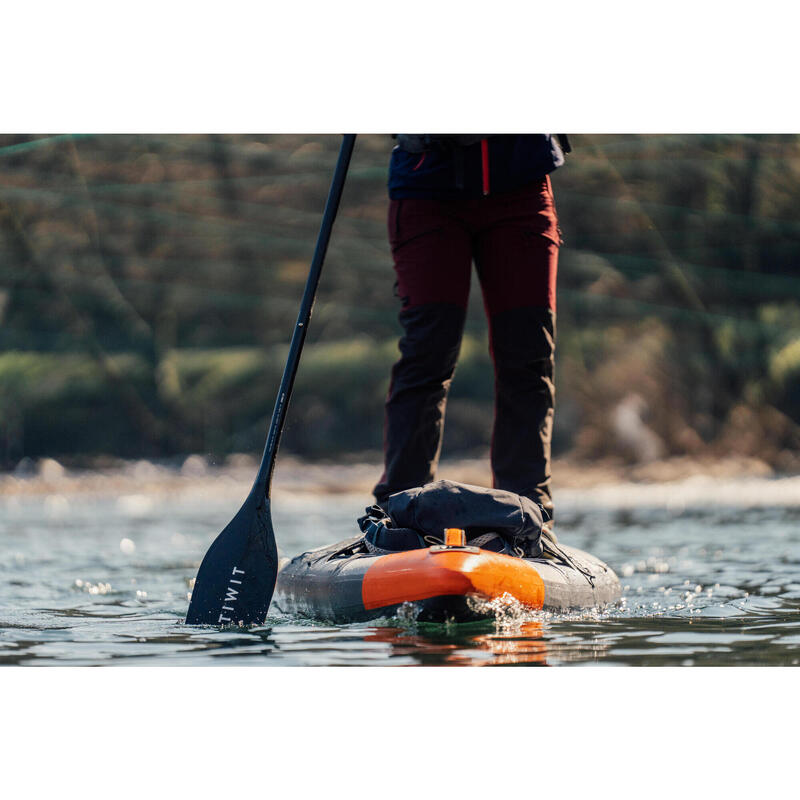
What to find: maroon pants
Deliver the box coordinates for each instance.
[374,177,560,519]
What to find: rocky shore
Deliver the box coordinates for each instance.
[0,451,784,500]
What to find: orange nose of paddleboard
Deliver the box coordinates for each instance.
[361,548,546,611]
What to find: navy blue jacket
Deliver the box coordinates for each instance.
[388,134,566,200]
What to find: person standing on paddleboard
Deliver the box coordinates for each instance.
[373,134,569,535]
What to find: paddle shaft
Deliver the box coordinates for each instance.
[184,135,356,626]
[253,134,356,499]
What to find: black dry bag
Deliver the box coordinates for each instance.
[385,479,544,557]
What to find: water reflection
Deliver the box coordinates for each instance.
[363,621,550,666]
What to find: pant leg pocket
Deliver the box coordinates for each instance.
[388,197,447,254]
[500,179,561,247]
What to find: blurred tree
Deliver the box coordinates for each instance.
[0,134,798,467]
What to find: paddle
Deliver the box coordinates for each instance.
[185,134,357,626]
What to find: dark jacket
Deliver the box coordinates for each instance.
[388,134,566,200]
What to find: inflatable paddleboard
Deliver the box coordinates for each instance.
[275,534,621,623]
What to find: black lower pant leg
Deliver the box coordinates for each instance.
[373,304,466,507]
[488,306,556,520]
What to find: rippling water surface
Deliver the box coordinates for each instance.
[2,476,800,666]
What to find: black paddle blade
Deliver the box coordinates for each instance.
[185,492,279,626]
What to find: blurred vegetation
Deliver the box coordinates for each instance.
[1,134,799,470]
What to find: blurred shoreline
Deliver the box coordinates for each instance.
[0,451,789,501]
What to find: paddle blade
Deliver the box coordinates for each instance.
[185,493,279,626]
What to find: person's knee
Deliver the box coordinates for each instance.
[490,306,555,376]
[395,303,466,383]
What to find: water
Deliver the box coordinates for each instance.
[2,475,800,666]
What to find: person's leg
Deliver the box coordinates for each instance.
[472,177,560,520]
[373,197,472,507]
